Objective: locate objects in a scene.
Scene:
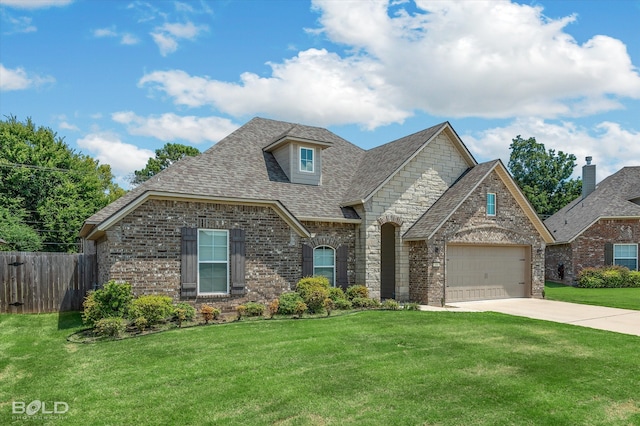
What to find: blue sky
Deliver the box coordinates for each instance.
[1,0,639,189]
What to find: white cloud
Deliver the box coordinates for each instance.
[112,111,238,144]
[139,0,640,129]
[59,121,79,131]
[93,26,140,45]
[0,0,72,9]
[138,49,408,129]
[150,21,207,56]
[76,132,154,177]
[0,63,54,91]
[462,118,640,182]
[1,14,37,34]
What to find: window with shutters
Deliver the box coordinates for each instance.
[314,246,335,286]
[198,229,229,294]
[614,244,638,270]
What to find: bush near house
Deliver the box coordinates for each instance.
[295,276,331,313]
[577,266,640,288]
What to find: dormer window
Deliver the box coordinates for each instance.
[300,147,314,173]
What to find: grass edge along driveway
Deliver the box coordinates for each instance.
[545,281,640,311]
[2,310,639,426]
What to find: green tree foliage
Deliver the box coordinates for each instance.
[508,136,582,217]
[0,116,125,252]
[131,143,199,186]
[0,206,43,251]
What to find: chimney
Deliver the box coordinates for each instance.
[582,156,596,199]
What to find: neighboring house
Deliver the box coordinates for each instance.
[545,159,640,283]
[80,117,552,308]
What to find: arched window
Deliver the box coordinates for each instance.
[313,246,335,286]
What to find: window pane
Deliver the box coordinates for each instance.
[199,246,214,262]
[615,259,638,270]
[487,193,496,216]
[300,148,313,172]
[615,244,637,258]
[314,267,335,286]
[314,247,334,267]
[199,230,214,246]
[199,263,227,293]
[213,232,227,246]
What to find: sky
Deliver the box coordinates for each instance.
[1,0,639,189]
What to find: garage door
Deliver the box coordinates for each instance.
[446,245,529,303]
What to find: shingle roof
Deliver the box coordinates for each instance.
[403,160,499,240]
[544,166,640,243]
[84,118,366,228]
[342,123,448,204]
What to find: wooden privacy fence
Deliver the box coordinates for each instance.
[0,252,96,314]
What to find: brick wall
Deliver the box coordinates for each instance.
[412,170,546,306]
[545,244,573,283]
[565,218,640,281]
[95,198,356,311]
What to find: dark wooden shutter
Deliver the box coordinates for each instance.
[336,245,348,289]
[230,228,246,295]
[302,244,313,277]
[604,243,613,266]
[181,228,198,298]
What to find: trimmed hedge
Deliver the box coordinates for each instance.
[577,266,640,288]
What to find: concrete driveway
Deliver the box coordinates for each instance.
[437,298,640,337]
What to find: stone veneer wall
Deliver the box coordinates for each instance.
[362,134,470,300]
[411,170,546,306]
[94,198,356,311]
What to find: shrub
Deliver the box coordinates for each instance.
[629,271,640,288]
[278,292,306,315]
[82,280,133,326]
[323,298,334,316]
[130,295,174,325]
[352,297,380,309]
[346,285,369,300]
[173,303,196,322]
[243,302,265,317]
[268,299,279,318]
[328,287,346,301]
[236,305,247,320]
[578,266,634,288]
[334,298,353,310]
[403,302,420,311]
[133,316,148,332]
[94,317,126,338]
[381,299,400,310]
[173,303,196,327]
[296,276,330,314]
[200,305,220,324]
[293,301,308,318]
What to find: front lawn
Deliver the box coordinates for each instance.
[2,311,639,425]
[545,281,640,310]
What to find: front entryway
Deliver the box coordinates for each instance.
[380,223,396,299]
[446,244,530,302]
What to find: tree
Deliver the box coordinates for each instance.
[0,116,125,252]
[131,143,200,186]
[508,135,582,217]
[0,206,43,251]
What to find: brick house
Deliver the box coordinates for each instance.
[545,160,640,283]
[80,118,553,308]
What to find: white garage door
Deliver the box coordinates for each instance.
[446,245,530,303]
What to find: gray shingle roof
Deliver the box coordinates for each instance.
[544,166,640,243]
[85,117,366,228]
[403,160,499,240]
[342,123,447,204]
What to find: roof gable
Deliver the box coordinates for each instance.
[545,166,640,243]
[342,122,476,205]
[404,160,553,243]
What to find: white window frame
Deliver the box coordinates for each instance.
[313,245,335,286]
[487,193,496,217]
[197,229,229,295]
[613,244,638,271]
[299,147,314,173]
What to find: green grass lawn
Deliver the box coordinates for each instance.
[545,282,640,310]
[2,311,639,426]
